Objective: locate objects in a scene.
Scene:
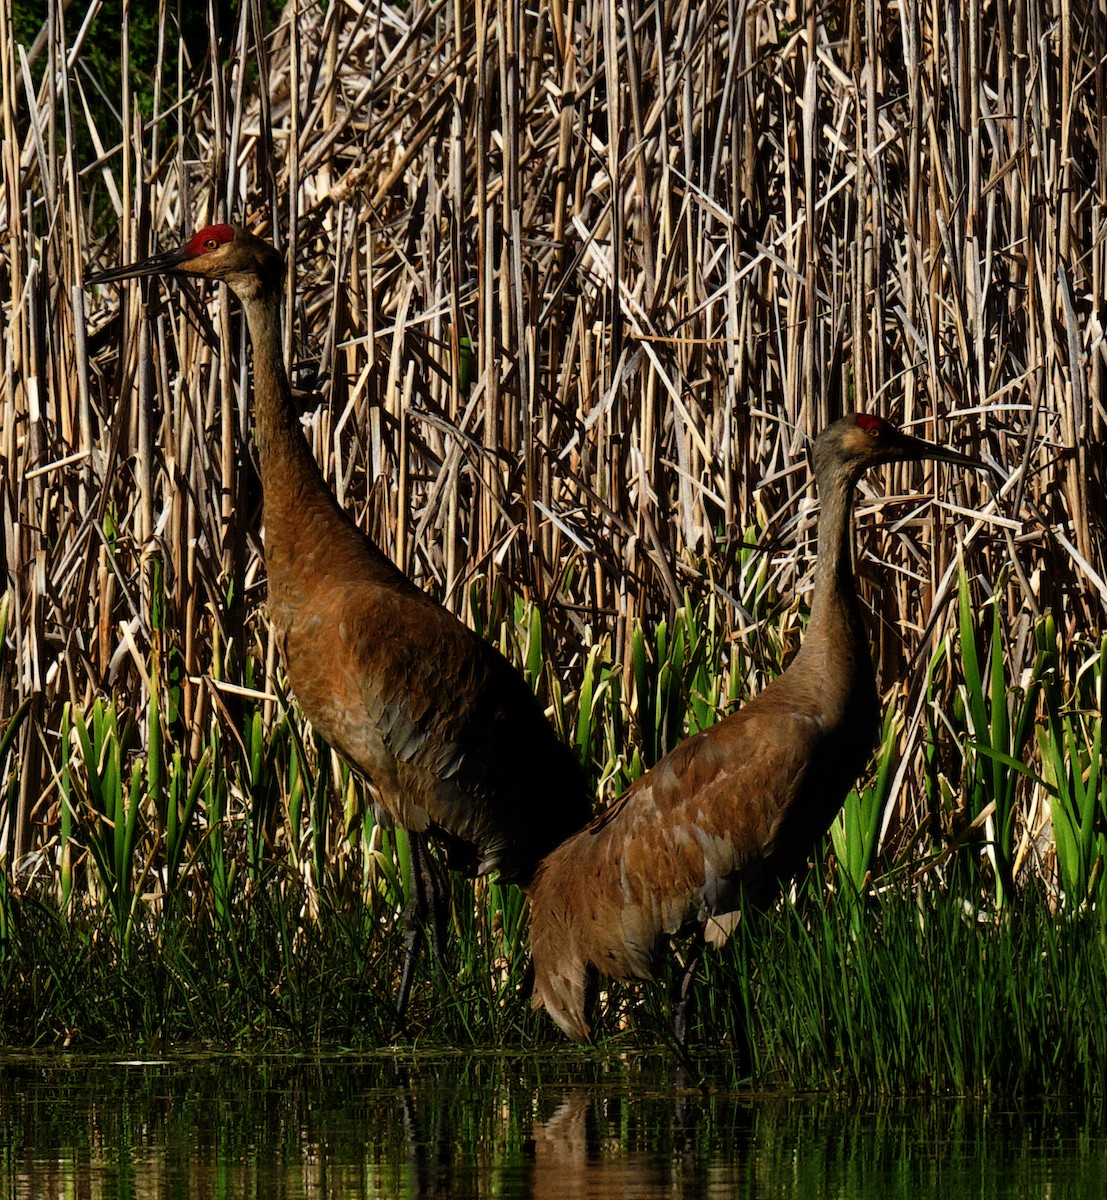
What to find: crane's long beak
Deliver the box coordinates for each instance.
[892,428,986,472]
[85,243,189,287]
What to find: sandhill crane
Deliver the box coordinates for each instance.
[87,224,593,1022]
[528,413,984,1042]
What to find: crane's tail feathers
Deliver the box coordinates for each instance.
[528,849,596,1041]
[531,953,591,1043]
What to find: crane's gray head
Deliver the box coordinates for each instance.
[813,413,983,487]
[85,224,285,302]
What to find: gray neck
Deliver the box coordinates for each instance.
[797,461,871,664]
[239,288,320,485]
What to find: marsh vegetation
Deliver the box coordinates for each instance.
[0,0,1105,1090]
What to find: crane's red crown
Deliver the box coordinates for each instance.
[854,413,892,439]
[185,224,235,258]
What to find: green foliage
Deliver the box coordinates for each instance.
[924,567,1045,904]
[956,566,1045,904]
[11,0,284,232]
[703,884,1107,1096]
[69,699,146,949]
[1038,621,1107,907]
[629,588,745,770]
[831,707,901,903]
[2,571,1106,1095]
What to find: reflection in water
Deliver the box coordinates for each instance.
[0,1054,1105,1199]
[530,1088,753,1199]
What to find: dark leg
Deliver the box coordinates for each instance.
[393,852,425,1036]
[673,943,703,1047]
[392,832,451,1037]
[666,943,708,1090]
[415,834,452,978]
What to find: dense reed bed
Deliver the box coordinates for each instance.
[1,0,1105,1081]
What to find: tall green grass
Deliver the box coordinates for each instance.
[701,882,1107,1097]
[2,575,1106,1096]
[1038,620,1107,909]
[5,854,1105,1098]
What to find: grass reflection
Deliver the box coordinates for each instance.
[0,1056,1105,1200]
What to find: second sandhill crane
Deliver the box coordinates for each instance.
[87,224,593,1019]
[528,414,984,1041]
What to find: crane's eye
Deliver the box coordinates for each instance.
[855,413,885,439]
[203,238,219,251]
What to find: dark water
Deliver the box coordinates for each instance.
[0,1052,1104,1199]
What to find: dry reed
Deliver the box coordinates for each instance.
[1,0,1104,905]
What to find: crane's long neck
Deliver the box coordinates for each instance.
[790,465,875,715]
[807,469,867,646]
[240,288,318,484]
[238,286,389,599]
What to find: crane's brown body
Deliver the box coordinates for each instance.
[87,225,591,888]
[529,415,981,1041]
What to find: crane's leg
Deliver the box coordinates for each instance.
[392,832,451,1035]
[672,944,703,1047]
[667,944,708,1088]
[414,832,451,981]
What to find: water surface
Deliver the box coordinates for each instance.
[0,1053,1103,1198]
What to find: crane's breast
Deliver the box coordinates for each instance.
[267,580,441,830]
[269,573,590,876]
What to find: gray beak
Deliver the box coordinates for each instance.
[85,243,190,287]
